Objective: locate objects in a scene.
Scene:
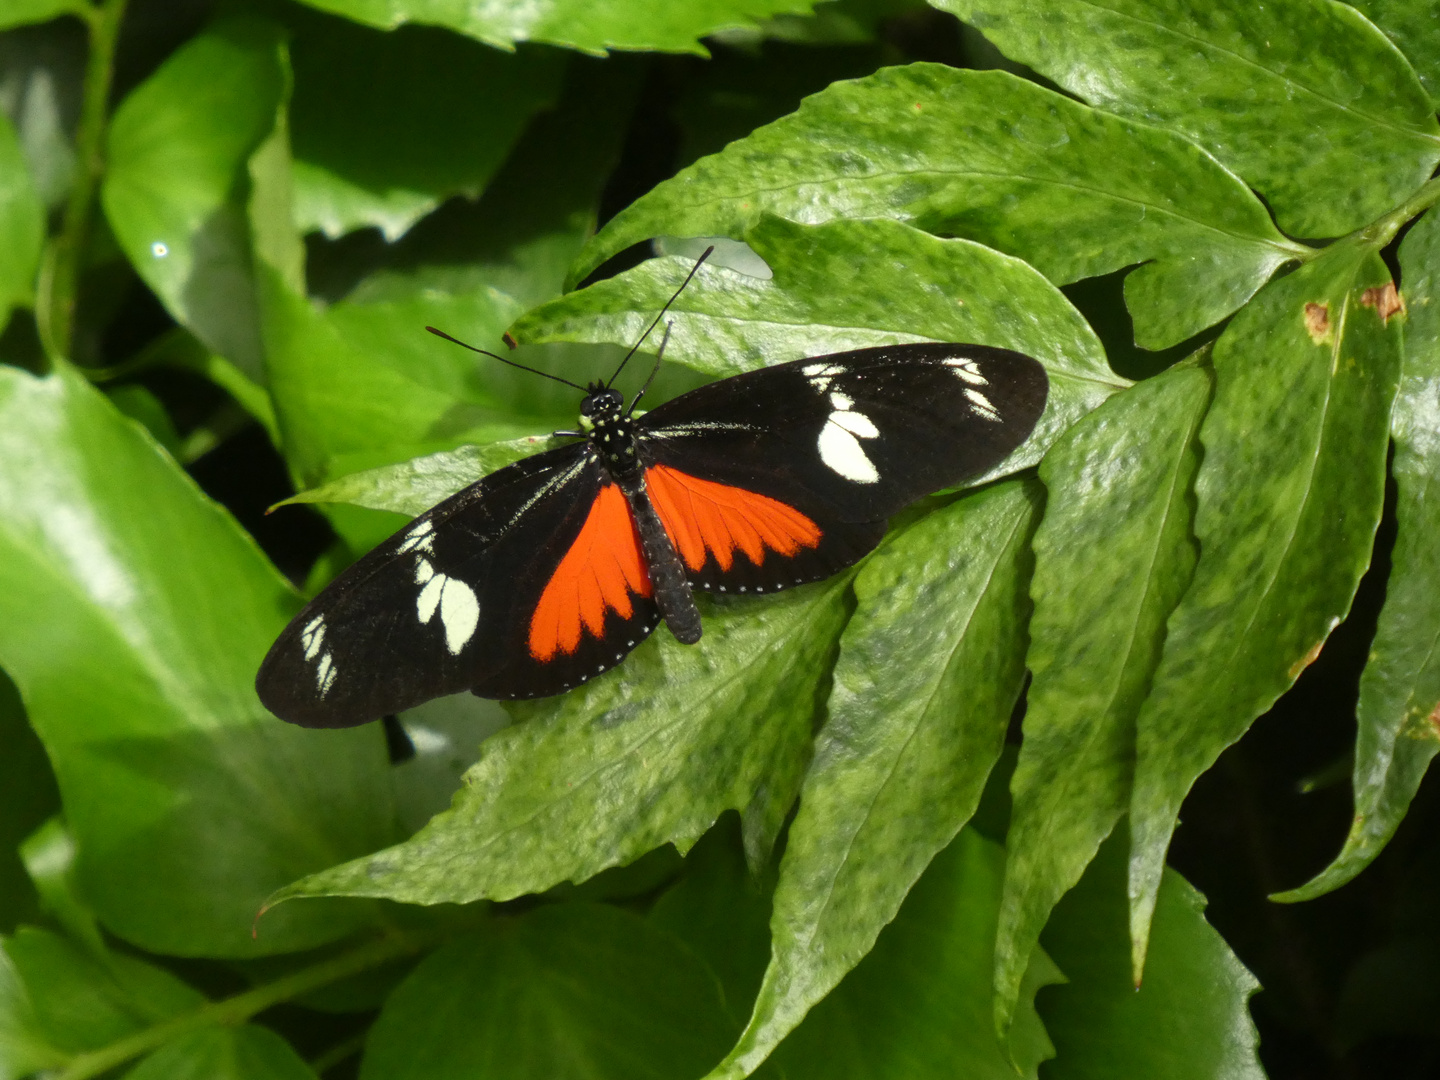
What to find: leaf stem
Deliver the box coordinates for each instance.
[36,0,129,362]
[50,929,430,1080]
[1353,175,1440,253]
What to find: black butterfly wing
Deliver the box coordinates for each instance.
[635,342,1047,594]
[257,443,661,726]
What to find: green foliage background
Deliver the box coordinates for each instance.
[1,0,1438,1077]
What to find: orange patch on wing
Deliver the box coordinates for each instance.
[646,464,821,573]
[529,484,650,661]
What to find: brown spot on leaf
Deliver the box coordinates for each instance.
[1288,638,1326,680]
[1360,282,1405,324]
[502,332,518,350]
[1429,699,1440,739]
[1303,302,1331,343]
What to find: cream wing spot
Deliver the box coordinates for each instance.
[944,358,989,385]
[965,388,1002,421]
[831,409,878,438]
[439,578,480,654]
[417,575,445,623]
[818,421,879,483]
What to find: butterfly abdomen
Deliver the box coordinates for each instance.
[617,471,703,646]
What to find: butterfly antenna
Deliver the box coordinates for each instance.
[626,322,672,416]
[425,327,587,392]
[606,245,714,390]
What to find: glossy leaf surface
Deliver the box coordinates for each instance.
[1128,242,1403,974]
[1350,0,1440,106]
[569,65,1305,348]
[291,0,820,55]
[1040,830,1264,1080]
[938,0,1440,238]
[0,362,396,956]
[360,904,733,1080]
[1278,206,1440,900]
[761,830,1061,1080]
[995,362,1210,1029]
[288,15,564,240]
[0,111,42,333]
[124,1025,319,1080]
[102,16,288,383]
[710,480,1040,1077]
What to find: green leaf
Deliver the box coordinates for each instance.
[290,0,822,55]
[523,216,1122,482]
[1347,1,1440,108]
[1,926,203,1058]
[569,65,1306,349]
[1039,828,1264,1080]
[124,1025,318,1080]
[359,904,734,1080]
[0,937,64,1080]
[936,0,1440,239]
[278,436,553,515]
[0,0,86,32]
[19,818,105,958]
[0,361,398,956]
[256,57,639,487]
[270,574,852,908]
[1276,207,1440,900]
[0,675,59,935]
[102,15,288,383]
[710,480,1041,1078]
[0,110,43,333]
[994,363,1210,1030]
[288,15,565,240]
[1127,241,1403,976]
[763,829,1061,1080]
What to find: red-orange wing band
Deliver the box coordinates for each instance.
[645,464,821,573]
[529,483,651,661]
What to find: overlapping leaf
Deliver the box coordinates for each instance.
[1128,240,1403,975]
[709,481,1042,1078]
[937,0,1440,238]
[270,573,852,908]
[522,215,1123,483]
[0,111,42,334]
[291,0,820,55]
[567,65,1307,348]
[287,13,565,240]
[1039,830,1264,1080]
[102,15,288,383]
[360,905,733,1080]
[0,679,56,935]
[0,362,397,956]
[993,362,1210,1030]
[1279,206,1440,900]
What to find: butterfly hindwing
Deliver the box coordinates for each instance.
[635,342,1047,594]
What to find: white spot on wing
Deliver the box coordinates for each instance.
[397,518,436,554]
[829,390,853,411]
[966,388,1002,421]
[315,652,335,695]
[819,422,879,483]
[417,575,445,623]
[439,578,480,654]
[944,358,989,385]
[831,409,878,439]
[414,558,435,584]
[302,622,326,660]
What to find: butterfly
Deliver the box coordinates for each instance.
[256,257,1048,727]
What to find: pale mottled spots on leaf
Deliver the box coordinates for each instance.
[1360,282,1404,324]
[1303,302,1331,343]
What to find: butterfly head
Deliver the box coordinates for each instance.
[578,385,625,431]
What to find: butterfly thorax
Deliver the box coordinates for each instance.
[578,385,641,479]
